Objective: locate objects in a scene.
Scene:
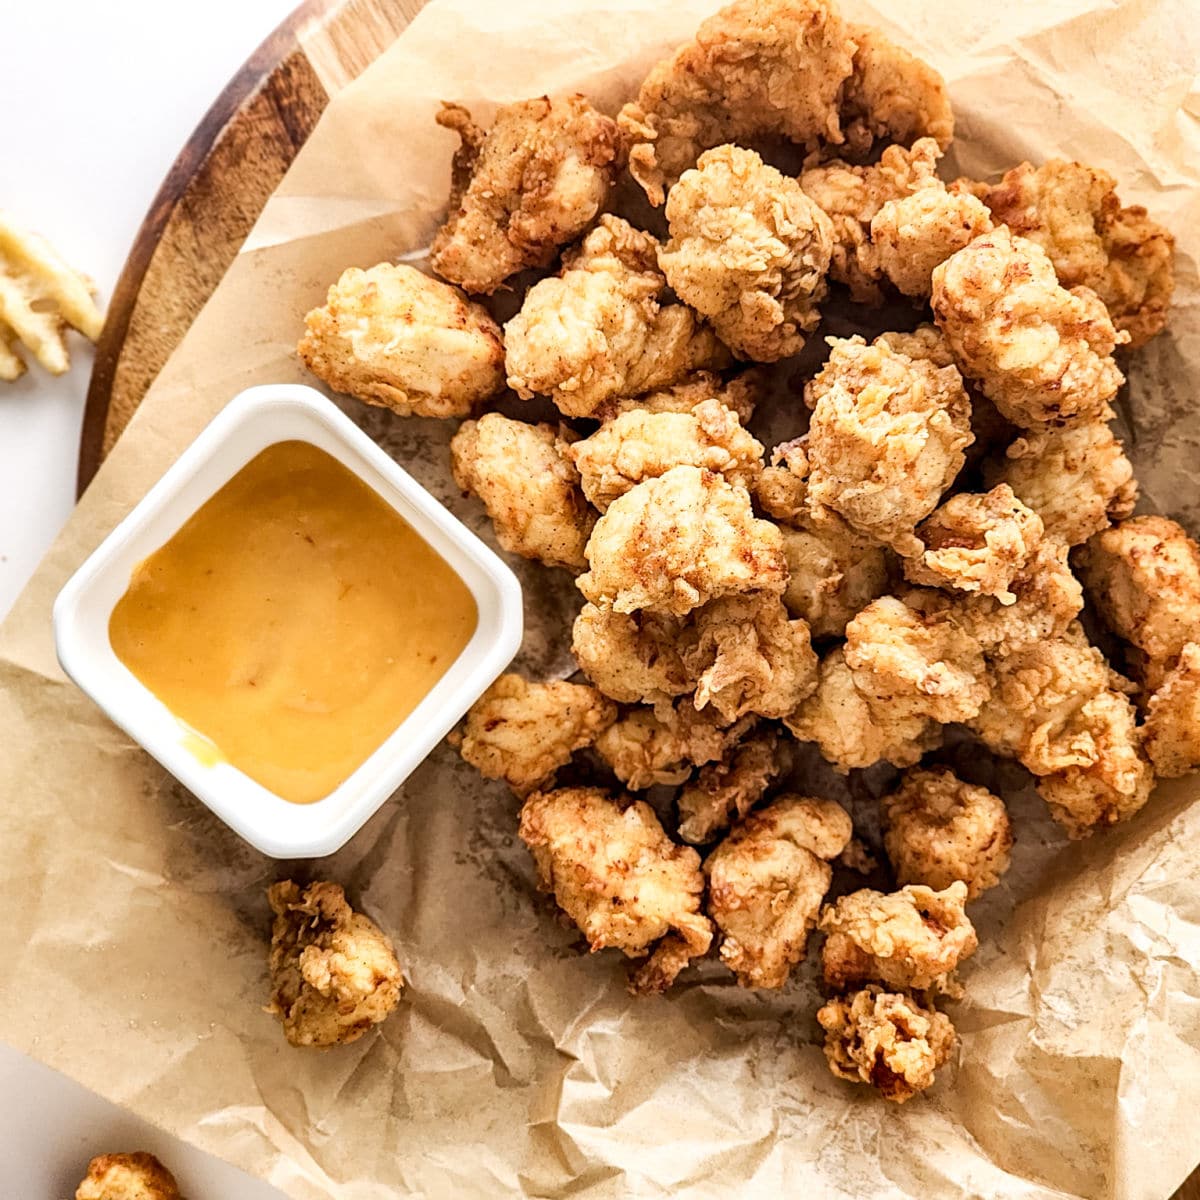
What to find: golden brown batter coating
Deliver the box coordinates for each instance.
[267,881,403,1048]
[457,674,617,794]
[572,603,692,706]
[450,414,595,571]
[298,263,505,418]
[931,227,1125,429]
[780,524,890,639]
[430,95,619,294]
[518,786,714,993]
[75,1153,181,1200]
[578,465,786,616]
[659,145,834,360]
[817,985,956,1103]
[881,767,1012,899]
[504,216,728,417]
[819,881,977,992]
[1143,643,1200,778]
[592,368,763,424]
[706,795,852,988]
[676,729,784,844]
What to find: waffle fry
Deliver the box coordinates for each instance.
[0,212,103,381]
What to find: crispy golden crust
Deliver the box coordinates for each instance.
[430,95,619,294]
[819,881,978,992]
[659,145,833,360]
[881,767,1012,899]
[298,263,504,417]
[969,159,1174,349]
[450,414,595,570]
[266,881,403,1048]
[518,786,713,993]
[706,795,852,987]
[931,227,1125,429]
[591,368,763,424]
[75,1153,181,1200]
[817,985,956,1103]
[456,674,617,794]
[780,523,890,639]
[676,728,784,844]
[572,603,693,706]
[1144,643,1200,778]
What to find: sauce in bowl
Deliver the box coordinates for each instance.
[109,439,478,803]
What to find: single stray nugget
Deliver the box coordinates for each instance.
[299,263,504,417]
[75,1152,180,1200]
[0,211,104,381]
[817,985,956,1103]
[518,786,714,993]
[267,880,403,1047]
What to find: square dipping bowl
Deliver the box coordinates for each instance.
[53,384,523,859]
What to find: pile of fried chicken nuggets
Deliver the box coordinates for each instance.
[292,0,1199,1104]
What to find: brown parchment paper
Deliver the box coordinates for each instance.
[3,1,1200,1197]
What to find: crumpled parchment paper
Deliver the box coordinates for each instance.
[2,1,1200,1197]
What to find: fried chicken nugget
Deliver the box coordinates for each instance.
[504,215,728,418]
[578,465,786,616]
[430,95,619,294]
[819,881,978,992]
[931,227,1126,428]
[617,0,856,206]
[592,367,763,424]
[817,985,956,1103]
[456,674,617,794]
[518,786,714,993]
[75,1153,180,1200]
[450,413,595,571]
[967,159,1174,349]
[986,415,1137,547]
[804,333,973,556]
[298,263,504,418]
[572,603,693,705]
[677,728,784,844]
[567,397,763,512]
[785,647,942,774]
[706,795,852,987]
[1144,642,1200,778]
[659,145,834,361]
[844,595,990,725]
[903,485,1044,604]
[882,767,1012,899]
[266,881,403,1048]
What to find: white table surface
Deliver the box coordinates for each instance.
[2,4,300,1195]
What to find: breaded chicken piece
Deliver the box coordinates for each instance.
[430,95,619,294]
[676,728,784,844]
[874,322,957,367]
[870,182,993,297]
[617,0,856,206]
[75,1153,180,1200]
[881,767,1012,899]
[931,227,1126,428]
[986,416,1137,546]
[817,985,956,1103]
[804,333,973,556]
[568,397,763,512]
[450,414,594,571]
[1036,689,1154,838]
[595,702,755,789]
[456,674,617,795]
[903,485,1044,604]
[266,881,403,1048]
[298,263,504,418]
[799,139,941,304]
[1078,516,1200,675]
[785,647,942,774]
[518,787,714,993]
[578,465,786,616]
[572,603,692,706]
[967,624,1113,774]
[819,881,977,992]
[706,795,852,987]
[781,524,890,639]
[593,368,762,424]
[967,159,1174,349]
[844,595,989,725]
[659,145,834,360]
[838,24,954,159]
[504,215,728,417]
[1144,643,1200,778]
